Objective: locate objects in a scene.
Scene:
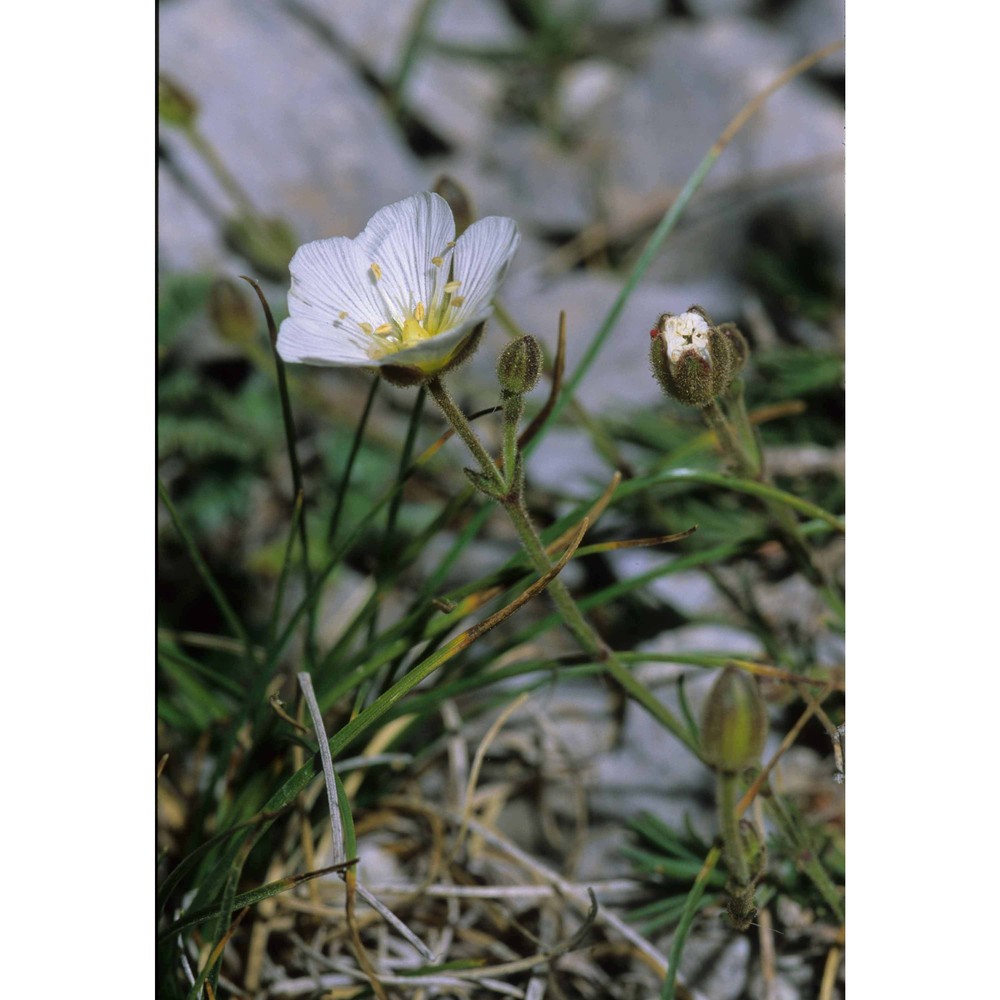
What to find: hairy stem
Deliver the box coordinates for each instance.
[428,376,699,755]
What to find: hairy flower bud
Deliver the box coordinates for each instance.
[649,307,748,407]
[208,278,257,346]
[497,336,542,396]
[158,74,198,128]
[700,667,767,773]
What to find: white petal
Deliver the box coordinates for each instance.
[450,216,520,325]
[354,192,456,319]
[287,236,387,329]
[374,317,481,369]
[277,315,374,367]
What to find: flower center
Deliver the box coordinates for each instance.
[363,255,466,360]
[658,312,711,364]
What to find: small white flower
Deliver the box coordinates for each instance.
[277,192,520,379]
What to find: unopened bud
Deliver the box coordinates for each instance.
[649,307,748,407]
[208,278,257,346]
[700,667,767,772]
[433,175,475,236]
[497,336,542,396]
[158,74,198,128]
[223,215,299,283]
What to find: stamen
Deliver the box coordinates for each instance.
[359,322,373,334]
[443,280,462,294]
[446,240,456,248]
[414,302,425,322]
[451,296,465,308]
[370,262,382,281]
[431,256,444,267]
[374,323,393,335]
[339,311,349,320]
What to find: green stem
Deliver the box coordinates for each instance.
[185,125,257,216]
[660,846,721,1000]
[701,400,844,620]
[500,390,523,486]
[724,379,763,476]
[426,377,506,493]
[717,771,750,887]
[701,400,756,476]
[428,376,699,755]
[327,376,380,546]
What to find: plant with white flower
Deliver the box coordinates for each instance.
[277,192,520,386]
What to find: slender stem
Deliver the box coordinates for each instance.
[500,391,523,485]
[185,125,257,215]
[426,377,506,492]
[428,376,699,755]
[717,771,750,887]
[724,379,763,476]
[702,400,756,476]
[327,376,380,546]
[702,400,844,620]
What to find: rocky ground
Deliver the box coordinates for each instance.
[159,2,845,997]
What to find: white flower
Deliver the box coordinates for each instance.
[277,192,520,379]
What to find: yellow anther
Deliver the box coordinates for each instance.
[370,262,382,281]
[338,311,348,320]
[374,323,393,335]
[444,280,462,294]
[431,256,444,267]
[451,296,465,308]
[446,240,456,248]
[414,302,425,322]
[359,322,373,334]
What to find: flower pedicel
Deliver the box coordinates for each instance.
[277,192,520,385]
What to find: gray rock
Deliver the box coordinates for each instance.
[485,125,597,232]
[778,0,846,74]
[593,18,844,282]
[556,59,630,132]
[677,921,751,1000]
[159,0,422,266]
[496,269,743,413]
[606,549,726,617]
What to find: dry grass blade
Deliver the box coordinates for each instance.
[546,472,621,555]
[818,943,843,1000]
[269,693,307,733]
[736,684,832,817]
[449,692,531,865]
[345,868,390,1000]
[574,525,698,556]
[726,658,842,689]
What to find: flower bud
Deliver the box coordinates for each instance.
[433,175,475,237]
[497,336,542,396]
[223,215,299,283]
[648,307,747,407]
[208,278,257,346]
[158,74,198,128]
[700,667,767,773]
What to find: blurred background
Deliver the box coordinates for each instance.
[158,2,844,996]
